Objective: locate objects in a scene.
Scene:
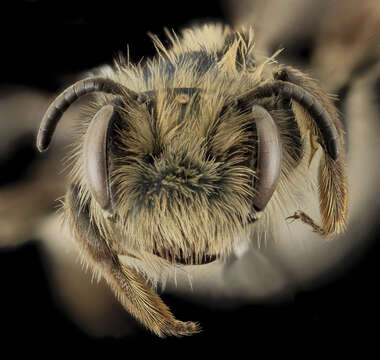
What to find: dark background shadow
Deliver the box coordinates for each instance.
[0,0,378,354]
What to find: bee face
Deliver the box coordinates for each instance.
[91,87,257,265]
[37,24,347,336]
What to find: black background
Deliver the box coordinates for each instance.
[0,0,378,355]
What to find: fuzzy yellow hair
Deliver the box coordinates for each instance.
[48,23,347,336]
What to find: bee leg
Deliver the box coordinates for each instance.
[308,131,320,168]
[65,184,200,337]
[274,65,348,235]
[286,210,327,236]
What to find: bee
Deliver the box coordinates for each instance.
[36,24,347,337]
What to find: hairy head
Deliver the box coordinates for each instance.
[72,79,262,266]
[37,23,347,336]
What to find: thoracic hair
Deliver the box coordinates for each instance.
[39,23,347,336]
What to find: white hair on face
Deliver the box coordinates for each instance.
[36,23,347,337]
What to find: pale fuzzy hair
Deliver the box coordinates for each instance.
[64,24,319,285]
[57,24,349,336]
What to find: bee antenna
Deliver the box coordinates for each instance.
[239,80,340,160]
[36,77,138,152]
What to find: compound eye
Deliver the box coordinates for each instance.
[83,104,119,214]
[251,105,282,211]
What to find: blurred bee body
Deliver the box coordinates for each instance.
[37,24,347,336]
